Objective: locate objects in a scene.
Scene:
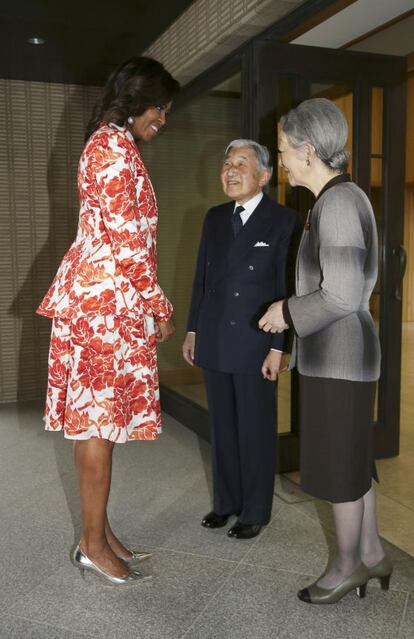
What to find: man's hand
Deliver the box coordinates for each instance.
[261,351,284,381]
[156,318,176,343]
[258,300,288,334]
[182,332,195,366]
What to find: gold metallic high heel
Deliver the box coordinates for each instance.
[298,564,369,604]
[366,555,393,590]
[122,550,152,565]
[72,545,151,586]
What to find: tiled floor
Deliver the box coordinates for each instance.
[0,403,413,638]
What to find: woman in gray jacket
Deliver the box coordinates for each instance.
[259,98,391,604]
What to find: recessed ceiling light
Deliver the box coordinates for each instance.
[27,37,45,45]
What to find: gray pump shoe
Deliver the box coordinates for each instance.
[72,545,152,586]
[298,563,369,604]
[366,555,393,590]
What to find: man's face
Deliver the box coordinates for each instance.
[220,147,270,204]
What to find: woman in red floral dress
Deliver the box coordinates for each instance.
[37,57,179,585]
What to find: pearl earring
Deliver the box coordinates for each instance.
[127,116,134,125]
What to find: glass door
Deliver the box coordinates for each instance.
[245,41,407,471]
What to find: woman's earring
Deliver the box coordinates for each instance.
[306,156,310,166]
[127,116,134,125]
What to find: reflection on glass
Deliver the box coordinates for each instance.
[371,88,383,156]
[371,157,382,424]
[141,74,242,410]
[278,371,291,434]
[370,87,384,424]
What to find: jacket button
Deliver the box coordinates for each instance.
[207,261,211,266]
[233,291,239,297]
[248,265,254,271]
[230,320,236,326]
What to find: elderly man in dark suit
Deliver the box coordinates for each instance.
[182,139,297,539]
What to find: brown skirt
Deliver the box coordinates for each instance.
[299,374,378,503]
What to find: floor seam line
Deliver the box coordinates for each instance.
[4,571,66,618]
[238,561,318,577]
[179,528,268,638]
[397,592,410,638]
[376,491,414,515]
[179,561,244,639]
[127,543,241,563]
[2,612,96,637]
[290,501,335,532]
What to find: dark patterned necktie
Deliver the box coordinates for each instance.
[232,205,245,237]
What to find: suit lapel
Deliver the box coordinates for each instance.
[211,202,233,265]
[213,194,273,283]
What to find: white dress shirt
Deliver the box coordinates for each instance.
[234,191,263,224]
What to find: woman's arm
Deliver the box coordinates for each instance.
[93,134,172,321]
[288,188,368,338]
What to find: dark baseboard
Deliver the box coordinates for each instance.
[160,384,300,473]
[160,385,210,443]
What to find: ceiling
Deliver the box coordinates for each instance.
[292,0,414,54]
[0,0,197,86]
[4,0,413,89]
[347,12,414,56]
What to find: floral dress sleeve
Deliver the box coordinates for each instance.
[93,136,172,321]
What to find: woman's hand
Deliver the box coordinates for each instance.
[156,318,176,343]
[259,300,288,333]
[182,332,195,366]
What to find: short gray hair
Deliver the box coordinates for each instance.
[280,98,349,171]
[225,139,273,176]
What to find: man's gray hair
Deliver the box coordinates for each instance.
[225,139,273,176]
[280,98,349,171]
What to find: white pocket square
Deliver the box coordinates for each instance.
[254,241,269,247]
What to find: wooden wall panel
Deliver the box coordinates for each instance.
[0,80,101,401]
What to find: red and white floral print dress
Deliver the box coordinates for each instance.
[37,122,172,442]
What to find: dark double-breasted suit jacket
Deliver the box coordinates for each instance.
[187,193,297,372]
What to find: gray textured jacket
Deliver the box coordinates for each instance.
[288,176,381,382]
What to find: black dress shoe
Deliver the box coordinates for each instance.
[227,521,262,539]
[201,511,230,528]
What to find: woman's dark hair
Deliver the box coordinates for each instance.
[85,56,180,141]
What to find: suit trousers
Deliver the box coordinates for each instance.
[203,369,277,525]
